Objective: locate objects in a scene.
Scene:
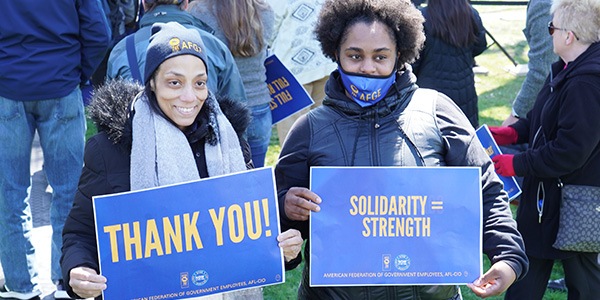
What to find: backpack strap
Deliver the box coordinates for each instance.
[398,88,444,166]
[126,34,142,83]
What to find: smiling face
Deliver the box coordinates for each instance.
[337,21,398,76]
[150,54,208,130]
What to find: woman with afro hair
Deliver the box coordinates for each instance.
[274,0,528,299]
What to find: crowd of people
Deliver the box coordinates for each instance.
[0,0,598,299]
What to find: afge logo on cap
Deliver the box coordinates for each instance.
[169,38,203,54]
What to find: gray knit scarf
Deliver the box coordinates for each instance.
[130,92,246,191]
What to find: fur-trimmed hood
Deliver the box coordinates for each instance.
[87,79,251,145]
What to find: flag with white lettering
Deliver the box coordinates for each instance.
[264,54,314,124]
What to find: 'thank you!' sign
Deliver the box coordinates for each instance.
[93,167,284,299]
[309,167,482,286]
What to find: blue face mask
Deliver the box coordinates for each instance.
[338,66,396,107]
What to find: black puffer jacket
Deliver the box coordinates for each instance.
[276,67,528,299]
[60,80,252,299]
[412,6,487,128]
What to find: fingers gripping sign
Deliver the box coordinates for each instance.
[467,261,517,298]
[69,266,108,299]
[277,229,303,262]
[284,187,322,221]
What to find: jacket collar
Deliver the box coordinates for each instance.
[139,5,215,34]
[550,42,600,90]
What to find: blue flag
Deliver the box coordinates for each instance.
[264,54,314,124]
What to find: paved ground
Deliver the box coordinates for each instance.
[0,133,59,299]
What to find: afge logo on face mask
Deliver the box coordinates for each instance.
[350,84,383,102]
[339,66,396,107]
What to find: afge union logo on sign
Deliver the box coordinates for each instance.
[382,254,391,271]
[180,272,189,288]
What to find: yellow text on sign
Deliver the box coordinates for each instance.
[348,195,432,238]
[102,198,272,262]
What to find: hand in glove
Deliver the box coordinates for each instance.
[492,154,515,177]
[489,126,518,145]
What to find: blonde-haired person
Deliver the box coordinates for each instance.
[491,0,600,299]
[188,0,274,168]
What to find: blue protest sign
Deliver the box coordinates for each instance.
[309,167,482,286]
[93,167,284,299]
[475,124,522,200]
[264,54,314,124]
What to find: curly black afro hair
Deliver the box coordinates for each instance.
[315,0,425,65]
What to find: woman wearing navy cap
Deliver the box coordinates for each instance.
[61,22,301,299]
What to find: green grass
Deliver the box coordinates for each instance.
[85,114,96,140]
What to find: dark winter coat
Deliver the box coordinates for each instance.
[276,66,528,299]
[0,0,110,100]
[511,42,600,259]
[412,6,487,128]
[60,80,252,299]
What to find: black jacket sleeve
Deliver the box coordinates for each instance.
[471,7,488,57]
[274,114,312,240]
[275,114,312,271]
[61,133,130,298]
[435,96,528,280]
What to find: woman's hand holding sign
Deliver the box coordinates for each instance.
[277,229,303,262]
[467,260,517,298]
[284,187,322,221]
[69,266,107,299]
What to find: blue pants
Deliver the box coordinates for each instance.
[246,103,272,168]
[0,88,85,293]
